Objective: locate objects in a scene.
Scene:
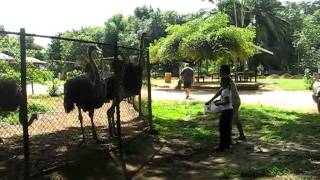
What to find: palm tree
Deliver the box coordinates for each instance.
[216,0,289,46]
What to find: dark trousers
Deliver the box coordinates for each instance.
[219,109,233,150]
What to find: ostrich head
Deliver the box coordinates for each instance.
[87,46,100,86]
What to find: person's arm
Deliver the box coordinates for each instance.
[215,96,229,105]
[205,88,223,104]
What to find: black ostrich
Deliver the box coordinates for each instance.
[0,79,38,143]
[0,79,23,112]
[63,33,146,141]
[63,46,107,142]
[106,33,146,137]
[0,79,23,144]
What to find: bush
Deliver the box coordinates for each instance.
[66,70,82,80]
[48,78,61,97]
[304,68,315,90]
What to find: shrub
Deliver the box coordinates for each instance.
[304,68,315,90]
[66,70,82,80]
[48,78,61,97]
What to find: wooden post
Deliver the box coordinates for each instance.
[146,48,153,130]
[19,28,29,180]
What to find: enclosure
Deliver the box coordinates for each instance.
[0,28,153,179]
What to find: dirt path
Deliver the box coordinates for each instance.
[150,88,318,113]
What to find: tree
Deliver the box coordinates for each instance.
[295,9,320,72]
[27,63,54,94]
[150,12,258,64]
[102,14,126,58]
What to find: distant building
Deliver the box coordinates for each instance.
[26,57,47,69]
[0,52,47,69]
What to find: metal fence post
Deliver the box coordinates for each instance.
[19,28,29,180]
[146,48,153,130]
[113,41,128,178]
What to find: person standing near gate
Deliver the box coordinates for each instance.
[180,63,195,99]
[209,65,246,140]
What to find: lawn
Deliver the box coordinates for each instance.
[151,77,310,91]
[0,95,55,124]
[258,78,308,91]
[152,100,320,179]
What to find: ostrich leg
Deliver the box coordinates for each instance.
[107,106,115,137]
[77,107,86,142]
[107,103,117,137]
[88,110,101,143]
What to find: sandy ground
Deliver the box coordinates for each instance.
[150,88,318,113]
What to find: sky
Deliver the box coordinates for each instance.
[0,0,306,46]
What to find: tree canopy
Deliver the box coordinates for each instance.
[149,12,258,64]
[295,9,320,70]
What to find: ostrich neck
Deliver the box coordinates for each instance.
[88,51,100,85]
[138,34,146,66]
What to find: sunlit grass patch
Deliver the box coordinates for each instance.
[258,78,307,91]
[153,101,320,143]
[222,164,290,178]
[153,101,219,141]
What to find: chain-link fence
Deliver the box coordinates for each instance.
[0,29,152,179]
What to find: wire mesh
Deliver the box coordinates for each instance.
[0,32,151,179]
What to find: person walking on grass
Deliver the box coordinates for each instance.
[210,65,246,140]
[206,76,233,151]
[180,63,195,99]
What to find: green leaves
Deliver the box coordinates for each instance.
[150,12,258,63]
[295,9,320,69]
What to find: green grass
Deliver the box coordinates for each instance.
[241,104,320,142]
[258,78,308,91]
[153,101,219,141]
[0,103,52,124]
[153,101,320,143]
[152,101,319,178]
[222,164,290,178]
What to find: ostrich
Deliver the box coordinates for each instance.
[63,33,146,141]
[0,79,23,112]
[63,46,107,142]
[0,79,37,144]
[106,33,146,137]
[0,79,22,144]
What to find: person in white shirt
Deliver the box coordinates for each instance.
[206,76,233,151]
[210,65,246,140]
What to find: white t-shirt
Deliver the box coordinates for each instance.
[219,88,233,110]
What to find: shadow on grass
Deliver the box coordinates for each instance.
[150,101,320,179]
